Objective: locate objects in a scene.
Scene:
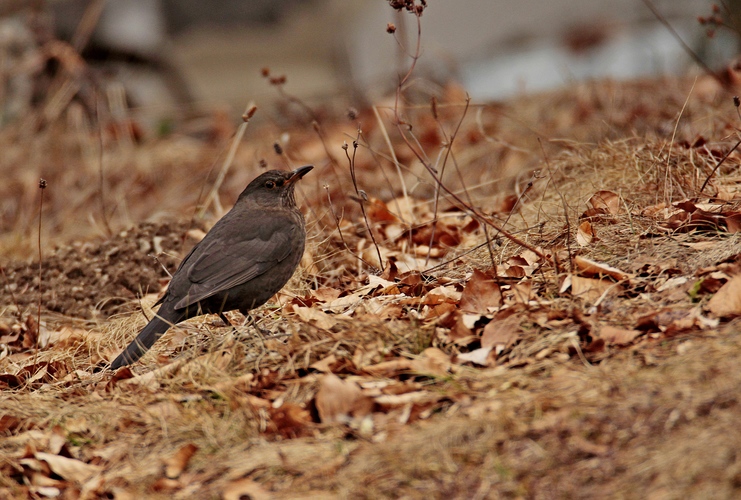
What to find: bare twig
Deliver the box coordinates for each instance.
[324,185,376,270]
[699,95,741,193]
[344,137,384,272]
[36,178,47,356]
[538,138,568,275]
[699,136,741,193]
[642,0,728,88]
[390,10,547,260]
[426,97,472,266]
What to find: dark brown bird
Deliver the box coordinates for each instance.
[110,165,312,369]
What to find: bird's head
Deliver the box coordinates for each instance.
[238,165,313,207]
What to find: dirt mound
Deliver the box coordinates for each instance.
[1,220,204,320]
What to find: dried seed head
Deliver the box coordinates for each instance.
[242,105,257,121]
[734,96,740,108]
[39,179,47,189]
[386,23,396,34]
[347,107,358,120]
[273,142,283,155]
[269,75,286,85]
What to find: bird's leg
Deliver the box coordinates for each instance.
[218,312,235,328]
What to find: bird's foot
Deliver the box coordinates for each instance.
[217,312,237,330]
[240,313,272,337]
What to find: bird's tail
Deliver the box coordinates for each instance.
[110,309,183,370]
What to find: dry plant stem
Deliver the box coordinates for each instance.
[96,96,112,237]
[391,13,547,261]
[538,139,569,275]
[324,185,374,269]
[571,337,593,369]
[36,179,47,359]
[483,225,498,273]
[719,0,741,32]
[345,139,384,271]
[71,0,105,53]
[699,135,741,194]
[199,103,257,218]
[664,79,696,202]
[642,0,727,88]
[506,171,539,228]
[426,97,472,266]
[372,105,410,222]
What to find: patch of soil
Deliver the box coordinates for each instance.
[1,220,205,319]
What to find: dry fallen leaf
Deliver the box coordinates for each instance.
[310,354,338,373]
[570,275,618,303]
[459,269,502,313]
[574,256,632,281]
[725,212,741,233]
[293,305,338,329]
[315,374,374,424]
[598,325,642,345]
[588,190,622,215]
[481,315,521,352]
[456,346,493,366]
[164,443,198,479]
[267,403,313,439]
[223,478,272,500]
[311,287,342,302]
[706,275,741,317]
[34,452,101,484]
[576,220,596,246]
[510,282,533,304]
[409,348,452,377]
[363,358,414,377]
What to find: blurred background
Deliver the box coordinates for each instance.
[0,0,738,256]
[2,0,737,118]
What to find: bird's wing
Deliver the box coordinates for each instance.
[173,215,298,310]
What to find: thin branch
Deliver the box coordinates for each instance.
[36,178,47,359]
[642,0,728,88]
[345,137,384,272]
[324,185,376,270]
[699,136,741,193]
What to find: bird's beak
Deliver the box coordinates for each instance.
[287,165,313,184]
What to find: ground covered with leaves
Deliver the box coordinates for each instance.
[2,61,741,498]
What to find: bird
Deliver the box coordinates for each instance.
[110,165,313,369]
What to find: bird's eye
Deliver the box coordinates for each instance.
[265,180,275,189]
